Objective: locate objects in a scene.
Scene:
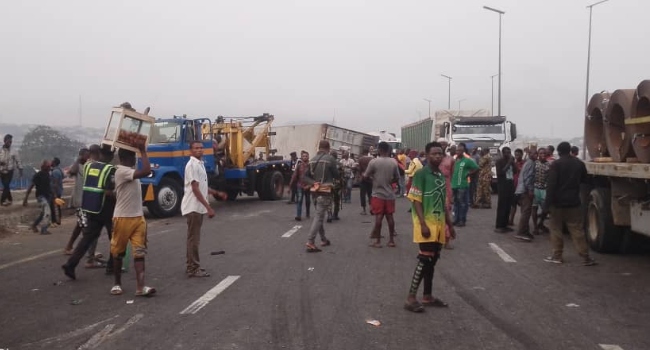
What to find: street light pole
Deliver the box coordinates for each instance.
[490,74,498,116]
[423,98,432,118]
[458,99,466,112]
[483,6,505,117]
[441,74,452,109]
[583,0,610,159]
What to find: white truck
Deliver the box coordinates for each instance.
[270,123,379,159]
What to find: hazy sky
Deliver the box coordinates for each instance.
[1,0,648,139]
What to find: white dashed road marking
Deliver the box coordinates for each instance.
[599,345,624,350]
[488,243,517,263]
[282,225,302,238]
[180,275,241,315]
[0,249,61,271]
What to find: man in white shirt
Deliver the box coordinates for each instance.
[1,134,23,206]
[109,145,155,297]
[181,140,226,277]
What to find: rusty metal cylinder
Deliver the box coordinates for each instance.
[604,89,636,162]
[629,80,650,163]
[585,92,611,159]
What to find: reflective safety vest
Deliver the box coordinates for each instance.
[81,161,114,214]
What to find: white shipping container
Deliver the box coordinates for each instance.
[271,124,378,159]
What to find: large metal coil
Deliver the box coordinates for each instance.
[604,89,636,162]
[629,80,650,163]
[586,91,611,159]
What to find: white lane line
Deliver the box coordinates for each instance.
[180,275,240,315]
[22,315,119,347]
[230,210,272,219]
[282,225,302,238]
[488,243,517,263]
[0,249,61,271]
[599,345,624,350]
[77,324,115,350]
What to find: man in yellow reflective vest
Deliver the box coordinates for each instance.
[62,145,116,280]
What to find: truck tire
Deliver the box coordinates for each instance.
[260,171,285,200]
[586,188,623,253]
[146,177,183,218]
[226,189,239,201]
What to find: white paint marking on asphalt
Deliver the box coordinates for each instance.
[77,324,115,350]
[488,243,517,263]
[0,249,62,271]
[230,210,272,219]
[282,225,302,238]
[109,313,144,337]
[599,345,624,350]
[180,275,240,315]
[22,315,119,347]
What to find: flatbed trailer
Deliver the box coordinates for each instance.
[583,160,650,253]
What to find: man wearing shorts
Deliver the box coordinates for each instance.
[404,142,456,312]
[364,142,400,248]
[109,145,155,296]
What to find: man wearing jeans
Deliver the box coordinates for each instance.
[451,144,478,227]
[0,134,23,206]
[357,148,373,215]
[514,149,537,242]
[23,160,53,235]
[289,151,311,221]
[181,140,227,277]
[302,140,339,253]
[543,142,596,266]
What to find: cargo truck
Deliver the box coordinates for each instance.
[582,85,650,253]
[270,124,379,158]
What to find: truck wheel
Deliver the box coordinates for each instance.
[261,171,285,200]
[586,188,623,253]
[226,189,239,201]
[147,177,182,218]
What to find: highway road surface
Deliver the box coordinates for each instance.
[1,193,649,350]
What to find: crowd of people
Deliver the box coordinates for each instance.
[288,138,596,313]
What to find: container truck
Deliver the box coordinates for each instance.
[270,124,379,158]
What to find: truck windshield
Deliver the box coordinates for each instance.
[453,124,504,141]
[150,121,182,144]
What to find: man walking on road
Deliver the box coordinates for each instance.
[62,145,116,279]
[1,134,23,206]
[404,142,456,313]
[110,146,156,296]
[340,150,356,203]
[364,142,400,248]
[50,157,64,226]
[514,149,537,242]
[302,140,338,252]
[182,140,227,277]
[23,160,53,235]
[357,147,373,215]
[543,142,596,266]
[494,147,515,233]
[289,150,311,221]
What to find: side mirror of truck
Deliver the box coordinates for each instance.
[509,122,517,141]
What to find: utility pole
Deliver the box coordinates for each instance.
[440,74,452,109]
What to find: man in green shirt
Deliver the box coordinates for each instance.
[451,144,478,226]
[404,141,456,312]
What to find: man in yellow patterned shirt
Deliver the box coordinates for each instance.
[404,141,456,313]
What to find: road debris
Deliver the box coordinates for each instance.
[308,267,315,271]
[126,300,134,304]
[366,320,381,327]
[31,288,39,292]
[70,299,83,305]
[211,251,225,255]
[53,281,64,286]
[565,303,580,308]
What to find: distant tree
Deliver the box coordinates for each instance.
[20,125,86,171]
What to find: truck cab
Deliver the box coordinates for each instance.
[441,116,517,192]
[140,116,215,218]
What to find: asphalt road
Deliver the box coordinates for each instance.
[1,192,649,350]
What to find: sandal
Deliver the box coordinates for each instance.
[368,242,382,248]
[387,242,396,248]
[320,240,331,247]
[404,301,425,313]
[188,270,211,278]
[306,243,322,253]
[110,285,123,295]
[135,286,157,297]
[422,298,449,307]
